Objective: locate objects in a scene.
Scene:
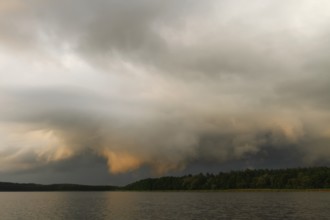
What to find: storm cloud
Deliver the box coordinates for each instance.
[1,0,330,184]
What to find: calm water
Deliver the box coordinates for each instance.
[0,192,329,219]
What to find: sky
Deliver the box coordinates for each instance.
[1,0,330,185]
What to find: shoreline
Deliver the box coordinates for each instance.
[1,189,330,192]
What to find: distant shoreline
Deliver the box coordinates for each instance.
[2,167,330,192]
[0,189,330,192]
[117,189,330,192]
[0,182,118,192]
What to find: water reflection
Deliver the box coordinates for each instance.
[0,192,329,219]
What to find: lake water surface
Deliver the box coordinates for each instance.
[0,191,329,219]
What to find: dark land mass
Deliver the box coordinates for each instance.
[0,182,118,191]
[124,167,330,191]
[1,167,330,191]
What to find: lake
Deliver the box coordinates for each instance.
[0,191,329,219]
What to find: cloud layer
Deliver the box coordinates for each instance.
[1,0,330,184]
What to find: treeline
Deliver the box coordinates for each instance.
[124,167,330,190]
[2,167,330,191]
[0,182,118,191]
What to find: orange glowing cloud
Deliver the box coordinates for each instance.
[101,149,143,174]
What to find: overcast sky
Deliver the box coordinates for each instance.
[1,0,330,185]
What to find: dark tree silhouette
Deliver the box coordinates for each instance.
[124,167,330,190]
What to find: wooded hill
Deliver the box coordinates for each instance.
[124,167,330,190]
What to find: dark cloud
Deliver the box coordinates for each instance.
[1,0,330,184]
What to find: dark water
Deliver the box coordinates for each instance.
[0,192,329,219]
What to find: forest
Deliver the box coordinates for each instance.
[124,167,330,190]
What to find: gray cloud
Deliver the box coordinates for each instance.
[1,0,330,184]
